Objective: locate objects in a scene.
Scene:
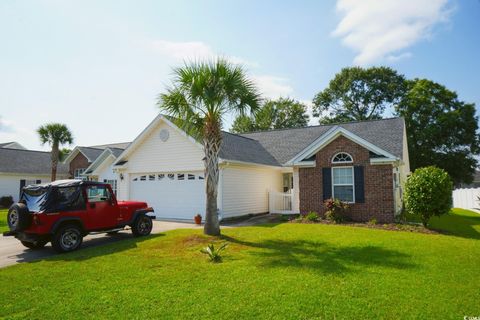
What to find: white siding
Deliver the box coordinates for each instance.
[117,172,129,200]
[125,121,204,173]
[116,120,204,202]
[221,164,283,218]
[0,174,52,202]
[95,156,118,182]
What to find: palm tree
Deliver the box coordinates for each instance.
[37,123,74,181]
[158,59,261,236]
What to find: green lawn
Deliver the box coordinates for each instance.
[0,209,479,319]
[0,209,7,233]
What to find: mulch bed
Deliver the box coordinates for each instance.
[289,218,441,235]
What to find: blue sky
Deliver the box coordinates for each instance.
[0,0,479,150]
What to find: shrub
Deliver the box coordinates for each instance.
[404,166,453,227]
[304,211,319,222]
[324,198,349,223]
[367,218,377,226]
[200,243,228,263]
[0,196,13,208]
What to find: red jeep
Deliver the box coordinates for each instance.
[3,180,155,253]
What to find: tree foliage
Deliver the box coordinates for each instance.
[396,79,480,185]
[231,97,309,133]
[37,123,74,181]
[312,66,405,123]
[157,59,261,236]
[404,166,453,227]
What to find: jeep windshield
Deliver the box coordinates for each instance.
[21,186,85,213]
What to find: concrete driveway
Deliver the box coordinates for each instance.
[0,221,202,269]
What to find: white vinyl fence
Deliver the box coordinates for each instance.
[452,188,480,211]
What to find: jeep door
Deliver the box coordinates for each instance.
[85,185,119,229]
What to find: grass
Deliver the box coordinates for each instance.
[0,209,479,319]
[0,209,7,233]
[405,208,480,239]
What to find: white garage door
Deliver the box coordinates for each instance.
[130,172,206,220]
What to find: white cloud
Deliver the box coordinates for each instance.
[333,0,452,65]
[0,118,43,150]
[0,117,14,133]
[252,75,294,99]
[150,40,258,67]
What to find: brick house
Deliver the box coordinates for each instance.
[109,115,409,222]
[63,143,129,182]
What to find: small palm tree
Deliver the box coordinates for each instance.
[37,123,74,181]
[158,59,261,235]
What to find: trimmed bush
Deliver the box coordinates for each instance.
[404,166,453,227]
[324,198,349,223]
[304,211,319,222]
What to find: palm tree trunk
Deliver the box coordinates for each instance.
[51,142,59,182]
[203,119,221,236]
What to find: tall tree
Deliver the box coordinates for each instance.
[396,79,480,185]
[313,66,405,123]
[37,123,74,181]
[158,59,261,236]
[231,97,309,133]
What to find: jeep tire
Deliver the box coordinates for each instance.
[51,224,83,253]
[7,203,31,232]
[131,215,153,237]
[21,239,48,250]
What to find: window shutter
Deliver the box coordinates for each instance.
[36,180,41,184]
[19,179,26,198]
[322,168,332,200]
[354,166,365,203]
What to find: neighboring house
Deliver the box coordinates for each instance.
[82,147,126,195]
[0,141,26,150]
[63,143,129,181]
[457,170,480,188]
[0,147,69,202]
[113,115,409,223]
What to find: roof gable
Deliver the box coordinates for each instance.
[114,114,203,166]
[286,126,398,165]
[240,117,405,165]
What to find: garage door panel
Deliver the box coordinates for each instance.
[130,172,205,220]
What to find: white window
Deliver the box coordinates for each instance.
[332,152,353,164]
[106,179,117,195]
[332,167,354,202]
[74,168,86,180]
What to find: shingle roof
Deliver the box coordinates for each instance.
[109,147,125,158]
[74,143,130,164]
[0,142,15,147]
[89,142,130,150]
[221,117,405,166]
[0,148,69,175]
[77,147,105,163]
[474,170,480,182]
[220,132,280,166]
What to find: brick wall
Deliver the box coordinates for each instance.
[299,135,395,223]
[69,153,90,178]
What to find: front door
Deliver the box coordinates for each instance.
[85,185,118,229]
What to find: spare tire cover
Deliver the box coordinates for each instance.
[7,203,31,232]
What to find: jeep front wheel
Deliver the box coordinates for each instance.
[52,225,83,253]
[131,215,153,237]
[21,240,48,250]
